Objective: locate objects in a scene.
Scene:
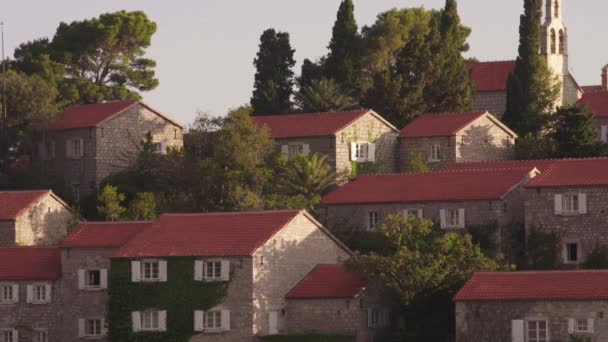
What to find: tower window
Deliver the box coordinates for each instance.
[554,1,559,18]
[550,29,556,54]
[559,29,565,54]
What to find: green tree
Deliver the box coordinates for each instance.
[251,29,296,115]
[514,133,555,160]
[405,152,430,173]
[298,58,326,89]
[97,184,126,221]
[294,78,358,112]
[325,0,361,86]
[583,246,608,269]
[503,0,559,135]
[526,227,560,269]
[552,104,608,158]
[127,192,157,221]
[346,214,502,305]
[12,11,158,104]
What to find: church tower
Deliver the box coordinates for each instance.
[541,0,579,105]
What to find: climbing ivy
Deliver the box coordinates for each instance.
[108,257,228,342]
[350,161,378,178]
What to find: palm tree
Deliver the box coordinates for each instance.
[278,153,338,203]
[294,78,359,112]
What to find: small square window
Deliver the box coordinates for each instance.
[565,243,579,263]
[355,143,369,160]
[142,261,160,281]
[204,311,222,330]
[85,319,102,337]
[288,144,304,159]
[152,142,164,154]
[574,319,589,333]
[141,310,160,331]
[446,209,461,227]
[367,211,379,231]
[85,270,101,288]
[430,144,441,162]
[204,261,222,281]
[0,285,14,303]
[34,284,47,302]
[1,330,14,342]
[526,320,548,342]
[563,194,579,214]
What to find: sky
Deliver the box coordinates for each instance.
[3,0,607,126]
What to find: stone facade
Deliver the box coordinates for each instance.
[524,186,608,264]
[595,117,608,142]
[34,103,183,199]
[472,91,508,117]
[455,300,607,342]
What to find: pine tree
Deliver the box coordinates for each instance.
[325,0,361,86]
[552,105,607,158]
[251,29,296,115]
[503,0,559,135]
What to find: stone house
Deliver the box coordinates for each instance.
[468,60,516,115]
[524,158,608,265]
[251,110,399,176]
[0,190,73,246]
[398,112,517,171]
[33,100,183,201]
[321,167,538,251]
[578,69,608,143]
[454,270,608,342]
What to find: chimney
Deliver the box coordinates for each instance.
[602,65,608,91]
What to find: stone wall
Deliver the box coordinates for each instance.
[456,115,515,163]
[15,194,72,246]
[525,186,608,263]
[252,213,351,336]
[455,300,608,342]
[274,136,335,169]
[472,91,507,117]
[398,136,456,171]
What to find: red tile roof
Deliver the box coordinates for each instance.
[0,247,61,280]
[322,168,535,205]
[581,85,606,94]
[454,271,608,302]
[577,91,608,117]
[525,158,608,188]
[0,190,51,220]
[443,159,558,173]
[113,210,304,258]
[400,112,485,138]
[61,221,153,248]
[251,110,373,138]
[287,264,367,299]
[467,60,516,92]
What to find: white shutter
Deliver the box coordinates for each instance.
[78,269,85,289]
[567,318,574,333]
[194,310,204,331]
[562,243,568,263]
[222,310,231,331]
[281,145,288,155]
[302,144,310,155]
[131,261,141,282]
[440,209,447,229]
[458,208,466,228]
[221,260,230,281]
[100,269,108,289]
[578,193,587,214]
[159,260,168,282]
[78,318,85,337]
[588,318,595,333]
[403,210,409,218]
[194,260,203,281]
[132,311,141,332]
[511,320,524,342]
[26,285,33,303]
[417,209,423,219]
[554,194,563,215]
[11,330,18,342]
[602,125,608,142]
[66,139,72,158]
[202,260,208,279]
[368,143,376,162]
[350,142,357,161]
[101,318,107,336]
[45,284,52,302]
[161,142,168,155]
[78,139,84,157]
[11,284,18,303]
[159,310,167,331]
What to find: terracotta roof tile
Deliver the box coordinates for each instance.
[399,112,485,138]
[113,210,302,258]
[251,110,370,138]
[0,247,61,280]
[322,168,535,205]
[287,264,367,299]
[42,100,137,130]
[577,91,608,117]
[443,159,558,173]
[454,271,608,302]
[0,190,50,220]
[581,85,606,94]
[525,158,608,188]
[61,221,153,248]
[467,60,516,92]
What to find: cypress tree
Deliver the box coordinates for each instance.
[503,0,559,135]
[250,29,296,115]
[325,0,361,86]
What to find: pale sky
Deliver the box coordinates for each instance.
[3,0,607,126]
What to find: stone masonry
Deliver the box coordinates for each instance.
[472,91,508,117]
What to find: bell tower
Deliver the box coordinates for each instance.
[541,0,570,105]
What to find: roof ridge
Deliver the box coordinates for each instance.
[475,270,608,275]
[0,189,50,193]
[160,209,302,217]
[80,221,153,224]
[253,109,369,118]
[356,167,533,178]
[0,246,60,250]
[469,59,517,64]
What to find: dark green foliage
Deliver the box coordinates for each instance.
[251,29,296,115]
[349,161,378,178]
[12,11,158,105]
[298,59,326,89]
[466,223,498,256]
[583,246,608,269]
[258,334,354,342]
[503,0,559,135]
[325,0,361,86]
[514,133,556,160]
[552,104,608,158]
[404,152,430,173]
[294,78,359,113]
[108,258,227,341]
[526,227,560,269]
[126,193,158,221]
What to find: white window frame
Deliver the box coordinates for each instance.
[204,310,223,331]
[441,208,465,229]
[0,329,17,342]
[141,310,161,331]
[142,260,160,282]
[30,284,50,304]
[85,269,102,289]
[0,284,17,304]
[429,144,441,162]
[574,318,589,333]
[404,209,423,219]
[366,211,379,231]
[526,319,549,342]
[194,309,231,332]
[601,125,607,143]
[350,142,376,163]
[84,318,103,337]
[562,194,579,214]
[563,241,581,264]
[203,260,222,281]
[78,269,107,290]
[34,329,47,342]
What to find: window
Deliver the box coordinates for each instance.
[564,242,580,264]
[367,211,379,231]
[86,270,101,288]
[0,284,15,303]
[429,144,441,162]
[404,209,423,219]
[554,0,559,18]
[601,125,607,143]
[559,30,565,54]
[85,319,102,337]
[204,311,222,330]
[142,310,160,331]
[71,183,80,203]
[527,320,548,342]
[71,139,82,158]
[350,142,375,162]
[288,144,304,159]
[550,29,556,54]
[446,209,461,227]
[563,194,579,214]
[204,261,222,281]
[142,261,160,281]
[34,285,47,302]
[1,330,14,342]
[367,308,389,328]
[356,143,369,160]
[35,330,47,342]
[574,319,589,333]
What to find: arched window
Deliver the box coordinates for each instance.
[554,1,559,18]
[559,30,565,54]
[550,29,556,54]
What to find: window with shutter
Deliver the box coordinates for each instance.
[429,144,441,162]
[0,284,16,303]
[366,211,379,231]
[204,310,223,331]
[84,319,103,337]
[526,320,548,342]
[203,260,222,281]
[141,260,160,281]
[141,310,162,331]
